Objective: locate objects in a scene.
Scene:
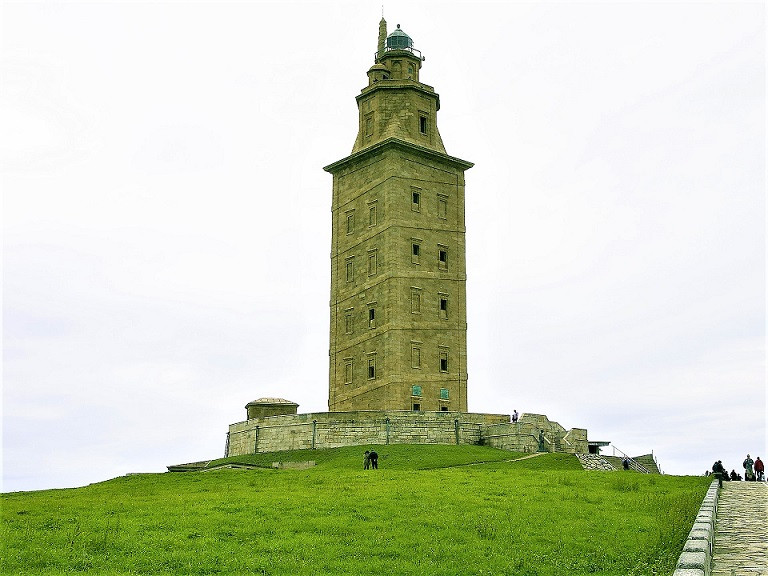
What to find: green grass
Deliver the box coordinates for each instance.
[206,444,526,470]
[1,446,710,575]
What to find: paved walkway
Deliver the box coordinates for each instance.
[711,481,768,576]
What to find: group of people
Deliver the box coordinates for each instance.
[363,450,378,470]
[710,454,764,482]
[742,454,764,481]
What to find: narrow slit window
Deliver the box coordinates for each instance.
[412,243,421,264]
[439,350,449,372]
[368,251,377,276]
[412,190,421,211]
[438,248,448,270]
[344,310,354,334]
[368,204,377,227]
[365,114,374,137]
[411,346,421,368]
[438,196,448,220]
[344,359,353,384]
[345,258,354,283]
[411,289,421,314]
[419,115,428,134]
[439,297,448,319]
[368,307,376,329]
[368,357,376,380]
[346,211,355,234]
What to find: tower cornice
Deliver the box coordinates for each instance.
[357,81,440,110]
[324,137,473,175]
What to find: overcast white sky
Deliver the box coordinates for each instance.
[2,1,765,492]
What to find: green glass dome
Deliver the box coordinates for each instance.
[386,24,413,50]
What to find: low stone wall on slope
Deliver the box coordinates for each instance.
[226,410,588,457]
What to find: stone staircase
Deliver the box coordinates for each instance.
[602,455,654,474]
[633,454,660,474]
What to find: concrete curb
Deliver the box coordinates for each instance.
[672,479,719,576]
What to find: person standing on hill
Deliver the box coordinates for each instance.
[369,450,378,469]
[363,450,371,470]
[512,410,519,423]
[754,456,764,481]
[743,454,755,481]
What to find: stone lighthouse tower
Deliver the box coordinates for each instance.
[324,19,473,412]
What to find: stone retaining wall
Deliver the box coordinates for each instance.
[576,454,616,471]
[672,479,718,576]
[483,413,588,454]
[226,410,587,456]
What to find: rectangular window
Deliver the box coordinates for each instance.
[345,257,354,283]
[411,289,421,314]
[368,250,377,276]
[411,187,421,212]
[438,195,447,220]
[440,388,450,400]
[365,113,374,137]
[438,246,448,270]
[346,211,355,235]
[439,350,448,372]
[412,385,422,397]
[368,203,377,227]
[419,114,428,135]
[344,309,354,334]
[411,346,421,368]
[344,359,353,384]
[412,242,421,264]
[440,406,449,411]
[439,296,448,320]
[368,307,376,329]
[368,356,376,380]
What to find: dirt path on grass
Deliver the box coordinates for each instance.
[711,481,768,576]
[446,451,546,469]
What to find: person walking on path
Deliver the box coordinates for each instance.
[754,456,764,481]
[743,454,755,481]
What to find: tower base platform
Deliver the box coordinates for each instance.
[225,410,588,457]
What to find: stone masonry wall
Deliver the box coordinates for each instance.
[227,410,587,457]
[482,413,588,454]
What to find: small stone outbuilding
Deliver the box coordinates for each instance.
[245,398,299,420]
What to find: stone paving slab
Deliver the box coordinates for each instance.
[711,482,767,576]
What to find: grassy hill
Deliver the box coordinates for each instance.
[1,446,710,575]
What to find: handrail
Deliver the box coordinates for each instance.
[373,46,423,60]
[610,445,651,474]
[652,451,663,475]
